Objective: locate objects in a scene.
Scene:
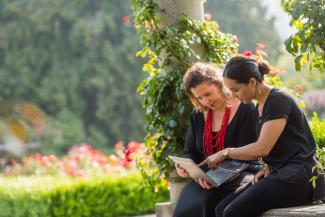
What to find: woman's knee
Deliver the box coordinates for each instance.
[173,210,185,217]
[222,205,237,217]
[173,206,188,217]
[215,204,239,217]
[173,199,205,217]
[214,203,224,217]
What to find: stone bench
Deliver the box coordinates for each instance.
[155,202,325,217]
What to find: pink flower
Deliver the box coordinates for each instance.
[204,12,212,21]
[34,153,42,162]
[256,42,265,49]
[295,85,303,93]
[243,50,253,57]
[122,16,129,22]
[115,141,125,151]
[75,144,93,153]
[232,35,239,43]
[3,142,145,177]
[127,141,142,153]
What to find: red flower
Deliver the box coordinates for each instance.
[34,153,42,162]
[243,50,253,57]
[124,149,132,162]
[3,142,144,177]
[122,16,129,22]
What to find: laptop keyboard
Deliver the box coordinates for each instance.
[206,169,236,185]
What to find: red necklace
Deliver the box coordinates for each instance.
[203,107,231,157]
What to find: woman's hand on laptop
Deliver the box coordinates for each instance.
[198,151,225,168]
[198,178,213,189]
[175,163,189,178]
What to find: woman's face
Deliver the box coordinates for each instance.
[191,82,225,110]
[223,77,256,103]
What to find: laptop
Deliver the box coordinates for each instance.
[169,155,249,187]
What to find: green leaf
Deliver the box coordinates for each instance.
[295,55,302,71]
[292,5,302,20]
[143,63,154,74]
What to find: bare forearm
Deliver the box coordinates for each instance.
[227,118,287,161]
[228,142,268,161]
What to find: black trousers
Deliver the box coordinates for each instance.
[215,167,313,217]
[173,173,254,217]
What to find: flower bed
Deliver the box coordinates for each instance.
[0,173,169,217]
[2,142,145,177]
[0,142,168,217]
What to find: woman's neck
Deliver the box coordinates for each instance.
[255,82,273,105]
[212,103,227,113]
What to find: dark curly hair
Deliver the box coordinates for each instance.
[183,62,232,112]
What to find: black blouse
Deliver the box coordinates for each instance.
[257,88,316,183]
[183,102,258,164]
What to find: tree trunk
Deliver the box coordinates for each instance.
[154,0,204,27]
[153,0,205,206]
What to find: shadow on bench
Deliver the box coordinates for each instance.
[155,202,325,217]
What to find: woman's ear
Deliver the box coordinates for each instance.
[249,78,257,87]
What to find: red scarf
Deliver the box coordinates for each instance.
[203,107,231,157]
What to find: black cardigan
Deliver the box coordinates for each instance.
[183,102,258,164]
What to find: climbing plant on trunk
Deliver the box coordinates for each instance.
[131,0,238,187]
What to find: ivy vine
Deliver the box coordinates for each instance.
[131,0,324,189]
[131,0,238,187]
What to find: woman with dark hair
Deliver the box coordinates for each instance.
[173,62,260,217]
[199,56,324,217]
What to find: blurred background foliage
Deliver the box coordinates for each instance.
[0,0,323,157]
[205,0,282,62]
[0,0,145,155]
[280,0,325,72]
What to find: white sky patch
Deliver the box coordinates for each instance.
[262,0,295,40]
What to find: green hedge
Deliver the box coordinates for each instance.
[311,112,325,149]
[0,172,169,217]
[310,113,325,175]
